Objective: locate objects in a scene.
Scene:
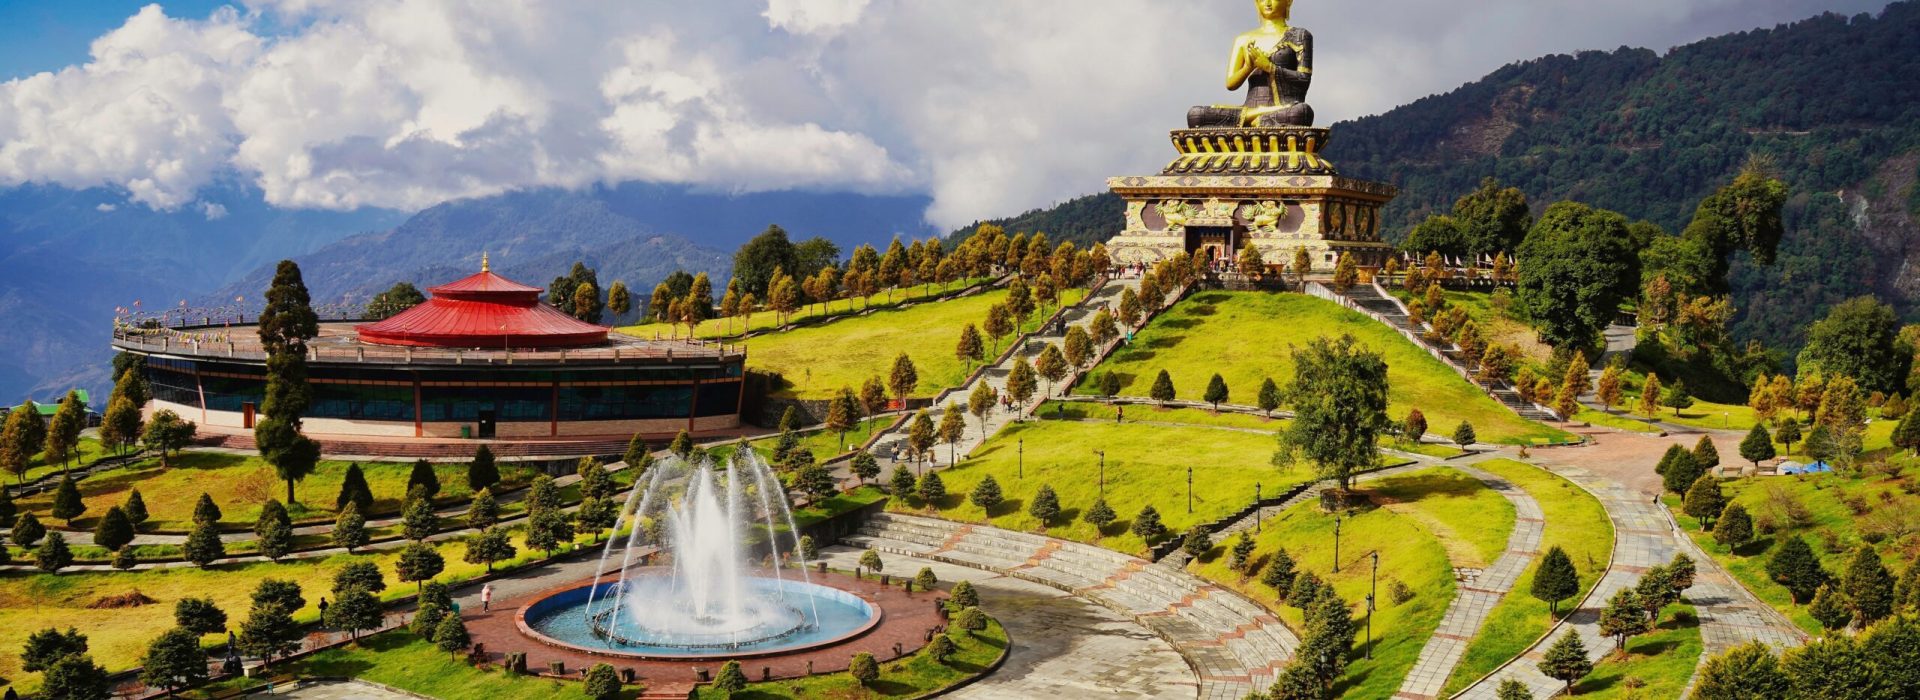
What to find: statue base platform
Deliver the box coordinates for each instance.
[1104,171,1396,273]
[1163,126,1339,176]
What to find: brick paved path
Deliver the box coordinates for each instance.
[847,512,1296,700]
[819,545,1198,700]
[1454,457,1805,699]
[1393,459,1544,699]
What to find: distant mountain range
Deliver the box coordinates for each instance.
[964,2,1920,359]
[0,182,935,403]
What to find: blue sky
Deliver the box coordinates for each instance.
[0,1,229,79]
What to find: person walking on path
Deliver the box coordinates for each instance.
[318,597,329,618]
[481,583,493,612]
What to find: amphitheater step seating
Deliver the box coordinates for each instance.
[852,513,1299,698]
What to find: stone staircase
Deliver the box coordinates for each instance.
[847,512,1297,699]
[1342,284,1415,331]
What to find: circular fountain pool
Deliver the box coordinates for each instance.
[519,574,881,660]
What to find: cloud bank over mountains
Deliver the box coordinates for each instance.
[0,0,1887,229]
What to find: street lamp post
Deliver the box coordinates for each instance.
[1019,438,1024,479]
[1255,482,1262,534]
[1332,512,1343,573]
[1187,465,1194,514]
[1368,550,1379,659]
[1095,450,1106,496]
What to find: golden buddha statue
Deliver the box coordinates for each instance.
[1188,0,1314,129]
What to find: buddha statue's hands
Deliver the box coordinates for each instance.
[1245,42,1278,72]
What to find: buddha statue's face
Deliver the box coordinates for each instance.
[1256,0,1291,22]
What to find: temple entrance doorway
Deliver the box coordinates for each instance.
[477,410,497,438]
[1185,226,1237,264]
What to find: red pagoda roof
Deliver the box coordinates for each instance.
[357,263,609,349]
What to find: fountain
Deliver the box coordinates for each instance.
[518,448,879,659]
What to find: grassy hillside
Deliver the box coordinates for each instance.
[894,416,1313,557]
[1192,474,1458,700]
[748,286,1082,400]
[1080,291,1568,444]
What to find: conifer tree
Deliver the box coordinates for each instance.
[1683,476,1727,530]
[1638,372,1663,417]
[1714,503,1753,549]
[50,474,84,526]
[1204,373,1229,410]
[1531,546,1580,616]
[1598,587,1652,651]
[1766,536,1827,603]
[956,324,985,371]
[1262,549,1297,597]
[34,532,73,573]
[1403,408,1428,443]
[407,459,440,501]
[255,499,293,561]
[183,521,224,567]
[1740,423,1776,468]
[1130,504,1167,542]
[433,613,470,659]
[1658,444,1702,495]
[1150,369,1176,404]
[467,488,499,531]
[1808,584,1853,632]
[92,505,134,552]
[464,528,516,573]
[1537,631,1592,695]
[467,445,499,493]
[1084,496,1116,534]
[0,486,14,529]
[888,353,920,406]
[1452,421,1477,447]
[1693,435,1721,472]
[1028,484,1060,527]
[402,496,438,542]
[333,502,368,552]
[1841,545,1896,627]
[11,511,44,547]
[888,464,916,497]
[915,470,946,506]
[174,597,228,636]
[1258,377,1282,417]
[1693,641,1789,700]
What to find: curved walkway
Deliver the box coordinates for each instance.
[847,512,1296,700]
[1394,458,1544,699]
[818,545,1197,699]
[1454,450,1804,699]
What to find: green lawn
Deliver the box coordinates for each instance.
[1079,291,1568,444]
[15,437,115,484]
[1365,468,1514,568]
[1575,605,1703,698]
[619,278,991,341]
[1574,408,1664,434]
[0,523,607,692]
[692,618,1008,699]
[1039,400,1289,431]
[747,286,1085,400]
[1390,441,1469,459]
[13,452,535,530]
[1192,484,1456,700]
[266,631,601,700]
[896,419,1312,557]
[1442,458,1614,695]
[1663,456,1920,636]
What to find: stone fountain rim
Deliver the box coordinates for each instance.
[513,569,888,662]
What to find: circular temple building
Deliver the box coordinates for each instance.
[112,264,744,457]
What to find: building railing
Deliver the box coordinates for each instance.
[111,326,744,366]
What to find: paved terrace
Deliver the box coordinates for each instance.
[846,512,1298,700]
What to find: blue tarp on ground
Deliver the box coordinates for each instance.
[1780,461,1833,475]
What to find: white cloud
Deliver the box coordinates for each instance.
[0,0,1892,229]
[763,0,872,37]
[200,201,227,220]
[95,203,117,212]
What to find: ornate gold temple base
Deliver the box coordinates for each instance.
[1104,172,1395,273]
[1164,127,1337,176]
